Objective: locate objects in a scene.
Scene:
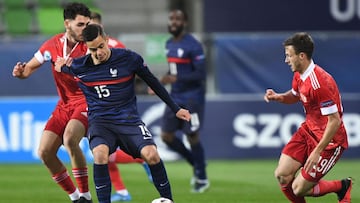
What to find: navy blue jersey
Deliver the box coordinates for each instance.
[63,48,180,124]
[166,33,206,104]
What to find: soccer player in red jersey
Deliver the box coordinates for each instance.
[264,32,352,203]
[90,11,153,202]
[12,3,93,203]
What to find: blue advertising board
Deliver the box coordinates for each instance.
[0,95,359,163]
[204,0,360,32]
[213,33,360,93]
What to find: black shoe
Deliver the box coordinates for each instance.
[191,179,210,193]
[72,200,78,203]
[336,177,352,202]
[77,197,93,203]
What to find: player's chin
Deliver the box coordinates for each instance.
[77,36,84,42]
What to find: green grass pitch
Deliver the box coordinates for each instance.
[0,159,358,203]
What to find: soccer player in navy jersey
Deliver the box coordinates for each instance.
[90,11,153,202]
[264,32,351,203]
[55,24,191,203]
[150,9,209,193]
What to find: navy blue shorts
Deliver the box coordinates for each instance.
[88,121,156,158]
[161,101,204,134]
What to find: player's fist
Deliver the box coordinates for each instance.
[264,89,276,103]
[176,108,191,122]
[12,62,26,77]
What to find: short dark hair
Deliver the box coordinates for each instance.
[63,2,91,20]
[283,32,314,59]
[170,9,188,21]
[82,24,106,42]
[90,11,102,22]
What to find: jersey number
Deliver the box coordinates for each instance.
[139,125,152,140]
[94,85,110,98]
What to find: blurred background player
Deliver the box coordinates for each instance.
[90,11,153,202]
[264,32,352,203]
[149,9,209,193]
[12,2,93,203]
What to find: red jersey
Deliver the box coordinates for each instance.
[107,37,126,48]
[291,61,348,149]
[34,33,88,104]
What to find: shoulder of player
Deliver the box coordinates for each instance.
[107,37,126,48]
[40,33,64,47]
[72,54,91,66]
[111,48,141,59]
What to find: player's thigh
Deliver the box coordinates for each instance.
[161,107,180,132]
[301,146,344,182]
[38,130,62,155]
[63,119,86,144]
[65,102,88,138]
[117,124,156,159]
[275,153,302,181]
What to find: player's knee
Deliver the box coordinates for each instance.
[141,145,160,165]
[186,132,199,145]
[274,170,292,185]
[63,133,81,150]
[92,150,109,164]
[161,132,175,143]
[292,184,306,197]
[92,145,109,164]
[38,148,54,163]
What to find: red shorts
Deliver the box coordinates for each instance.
[44,99,88,137]
[282,126,344,182]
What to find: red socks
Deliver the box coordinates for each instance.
[311,180,342,197]
[280,180,306,203]
[72,168,89,193]
[52,169,77,194]
[111,150,144,164]
[108,161,126,190]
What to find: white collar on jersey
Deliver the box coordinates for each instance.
[300,60,315,81]
[63,33,79,60]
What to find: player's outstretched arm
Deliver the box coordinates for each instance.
[264,89,299,104]
[176,108,191,122]
[12,57,41,79]
[264,89,280,103]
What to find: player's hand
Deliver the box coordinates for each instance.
[147,87,155,95]
[264,89,278,103]
[55,57,73,72]
[176,108,191,122]
[12,62,26,77]
[304,150,321,173]
[160,75,177,84]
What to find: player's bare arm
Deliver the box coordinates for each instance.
[12,57,42,79]
[176,108,191,122]
[160,74,177,84]
[264,89,299,104]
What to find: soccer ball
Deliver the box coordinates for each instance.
[151,197,173,203]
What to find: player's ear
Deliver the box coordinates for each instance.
[64,19,70,30]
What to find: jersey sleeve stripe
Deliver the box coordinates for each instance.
[167,57,191,64]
